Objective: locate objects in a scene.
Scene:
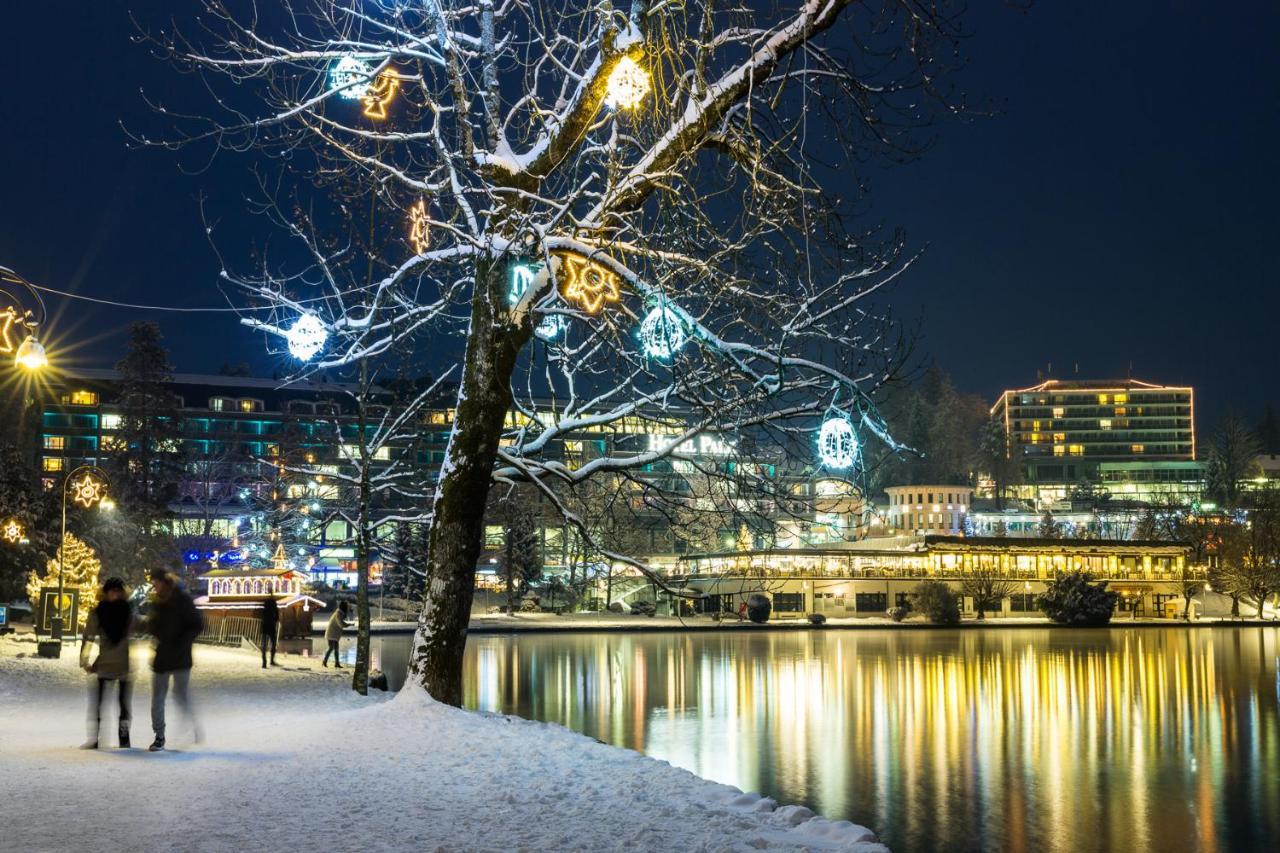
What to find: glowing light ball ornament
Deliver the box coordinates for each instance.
[330,56,373,99]
[817,412,859,471]
[286,313,328,361]
[604,55,651,111]
[639,303,687,360]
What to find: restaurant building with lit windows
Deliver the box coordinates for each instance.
[990,378,1199,505]
[671,535,1206,619]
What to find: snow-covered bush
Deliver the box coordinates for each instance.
[910,581,960,625]
[1036,572,1119,627]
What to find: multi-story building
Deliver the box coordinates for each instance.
[990,378,1197,504]
[884,485,972,534]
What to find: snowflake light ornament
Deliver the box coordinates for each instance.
[70,475,105,509]
[558,253,621,314]
[817,412,860,470]
[329,56,373,100]
[604,56,651,111]
[639,303,687,360]
[534,313,569,342]
[285,313,327,361]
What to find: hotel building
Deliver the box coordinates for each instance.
[990,378,1198,503]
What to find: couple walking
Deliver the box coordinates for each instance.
[80,570,204,752]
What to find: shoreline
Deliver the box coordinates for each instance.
[353,614,1280,636]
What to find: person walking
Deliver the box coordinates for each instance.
[260,595,280,669]
[322,602,349,668]
[79,577,134,749]
[146,570,205,752]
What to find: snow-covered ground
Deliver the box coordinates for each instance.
[0,635,886,852]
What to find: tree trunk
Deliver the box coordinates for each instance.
[409,260,530,705]
[353,360,372,696]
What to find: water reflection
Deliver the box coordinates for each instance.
[336,629,1278,851]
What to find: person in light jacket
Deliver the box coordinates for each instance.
[322,602,349,668]
[79,577,134,749]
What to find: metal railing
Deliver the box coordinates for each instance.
[198,615,265,648]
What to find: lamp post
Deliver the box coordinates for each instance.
[50,465,110,644]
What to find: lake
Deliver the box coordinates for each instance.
[314,627,1280,852]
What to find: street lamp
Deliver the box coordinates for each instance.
[50,465,110,645]
[1,266,49,371]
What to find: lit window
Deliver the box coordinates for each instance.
[101,414,122,431]
[1052,407,1064,418]
[1068,444,1084,456]
[43,435,65,450]
[1053,432,1065,442]
[42,457,64,472]
[101,436,126,453]
[64,390,99,406]
[1115,407,1126,416]
[238,399,263,413]
[564,440,583,454]
[1114,393,1128,404]
[1099,419,1111,430]
[1097,394,1109,404]
[429,411,448,425]
[1053,445,1065,457]
[1029,432,1040,444]
[1131,444,1145,454]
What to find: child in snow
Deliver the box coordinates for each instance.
[322,602,350,668]
[80,577,134,749]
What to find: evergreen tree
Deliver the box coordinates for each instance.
[112,322,185,512]
[26,533,101,630]
[1038,510,1060,539]
[0,443,55,601]
[1256,406,1280,455]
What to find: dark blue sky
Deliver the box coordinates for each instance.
[0,2,1276,426]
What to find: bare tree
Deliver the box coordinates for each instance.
[959,567,1017,620]
[155,0,976,703]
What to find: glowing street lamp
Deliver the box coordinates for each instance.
[14,335,47,370]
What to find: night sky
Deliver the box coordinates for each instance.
[0,2,1276,428]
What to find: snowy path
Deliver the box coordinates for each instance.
[0,637,886,852]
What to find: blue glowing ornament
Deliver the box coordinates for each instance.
[817,413,859,470]
[509,262,541,305]
[286,313,327,361]
[638,303,687,360]
[330,56,373,100]
[535,313,568,341]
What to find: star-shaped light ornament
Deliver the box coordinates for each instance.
[71,475,105,509]
[408,199,430,255]
[2,518,23,543]
[557,253,622,314]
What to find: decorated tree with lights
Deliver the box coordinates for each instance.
[157,0,977,703]
[26,533,101,630]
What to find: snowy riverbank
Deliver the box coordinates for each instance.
[0,635,886,852]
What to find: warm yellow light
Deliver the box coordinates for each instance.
[14,335,48,370]
[0,306,18,355]
[2,518,23,543]
[408,198,430,255]
[361,70,400,119]
[558,252,622,314]
[604,55,650,111]
[70,475,105,509]
[100,497,116,512]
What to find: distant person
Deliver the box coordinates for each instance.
[146,570,205,752]
[79,577,134,749]
[322,602,350,668]
[260,596,280,669]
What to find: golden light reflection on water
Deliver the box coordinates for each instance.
[454,628,1280,852]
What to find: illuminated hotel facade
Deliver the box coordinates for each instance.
[991,378,1199,504]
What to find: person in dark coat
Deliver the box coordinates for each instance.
[79,577,134,749]
[260,596,280,669]
[146,570,205,752]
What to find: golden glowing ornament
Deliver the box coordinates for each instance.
[361,71,400,120]
[2,518,23,543]
[70,475,105,509]
[408,199,430,255]
[558,253,622,314]
[0,306,17,355]
[604,56,651,111]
